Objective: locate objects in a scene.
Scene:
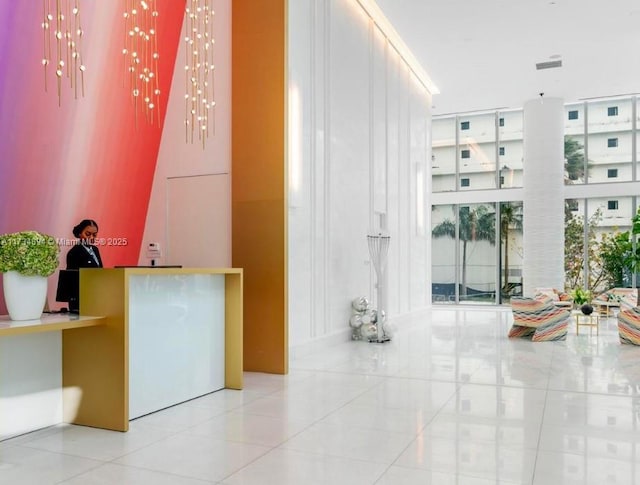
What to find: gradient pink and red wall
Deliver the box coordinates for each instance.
[0,1,187,311]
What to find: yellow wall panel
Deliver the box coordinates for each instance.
[232,0,288,374]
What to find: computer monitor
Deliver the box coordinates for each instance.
[56,269,79,313]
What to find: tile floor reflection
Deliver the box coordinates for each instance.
[2,307,640,484]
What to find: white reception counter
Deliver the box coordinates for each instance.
[0,267,243,439]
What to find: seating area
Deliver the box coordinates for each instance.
[592,287,638,316]
[508,287,640,346]
[508,296,569,342]
[533,287,573,308]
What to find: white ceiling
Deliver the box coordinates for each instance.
[375,0,640,116]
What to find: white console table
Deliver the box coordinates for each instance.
[0,314,105,440]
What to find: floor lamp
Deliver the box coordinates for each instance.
[367,232,391,343]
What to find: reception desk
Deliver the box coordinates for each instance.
[0,267,242,439]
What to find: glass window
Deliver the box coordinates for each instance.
[565,198,584,290]
[608,106,619,116]
[431,203,497,304]
[498,110,523,189]
[461,149,470,159]
[499,147,505,156]
[586,98,632,183]
[637,97,640,181]
[460,178,470,187]
[432,117,457,192]
[586,197,633,291]
[565,134,585,184]
[461,121,470,130]
[431,205,457,303]
[457,203,496,304]
[565,103,586,186]
[500,201,523,303]
[608,168,618,178]
[459,113,497,190]
[499,117,504,127]
[567,199,579,211]
[565,104,584,133]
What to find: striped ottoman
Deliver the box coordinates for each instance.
[509,296,569,342]
[617,307,640,345]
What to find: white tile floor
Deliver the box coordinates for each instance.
[3,307,640,484]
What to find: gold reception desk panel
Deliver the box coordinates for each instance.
[63,267,242,432]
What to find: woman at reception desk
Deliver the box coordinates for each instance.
[66,219,103,269]
[56,219,103,313]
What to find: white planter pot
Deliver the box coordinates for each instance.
[3,271,47,321]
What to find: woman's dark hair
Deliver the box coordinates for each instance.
[73,219,99,238]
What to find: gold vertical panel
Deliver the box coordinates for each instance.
[232,0,288,374]
[224,271,243,389]
[61,267,243,431]
[62,269,128,431]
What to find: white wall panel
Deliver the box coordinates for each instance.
[409,80,430,309]
[166,174,230,267]
[287,0,433,348]
[288,0,314,344]
[385,50,401,316]
[398,66,411,314]
[372,27,388,216]
[327,0,371,334]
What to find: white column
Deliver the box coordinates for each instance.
[523,97,565,296]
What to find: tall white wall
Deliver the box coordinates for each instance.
[288,0,432,347]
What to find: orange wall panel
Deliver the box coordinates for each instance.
[232,0,288,374]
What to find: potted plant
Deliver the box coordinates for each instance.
[571,287,593,315]
[0,231,59,320]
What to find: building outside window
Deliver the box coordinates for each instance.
[431,95,640,305]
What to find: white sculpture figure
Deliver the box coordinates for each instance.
[349,296,380,340]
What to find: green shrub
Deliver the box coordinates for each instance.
[0,231,59,277]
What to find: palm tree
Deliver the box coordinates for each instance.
[500,202,523,293]
[432,205,496,297]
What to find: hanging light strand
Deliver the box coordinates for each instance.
[184,0,216,148]
[42,0,86,105]
[123,0,160,127]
